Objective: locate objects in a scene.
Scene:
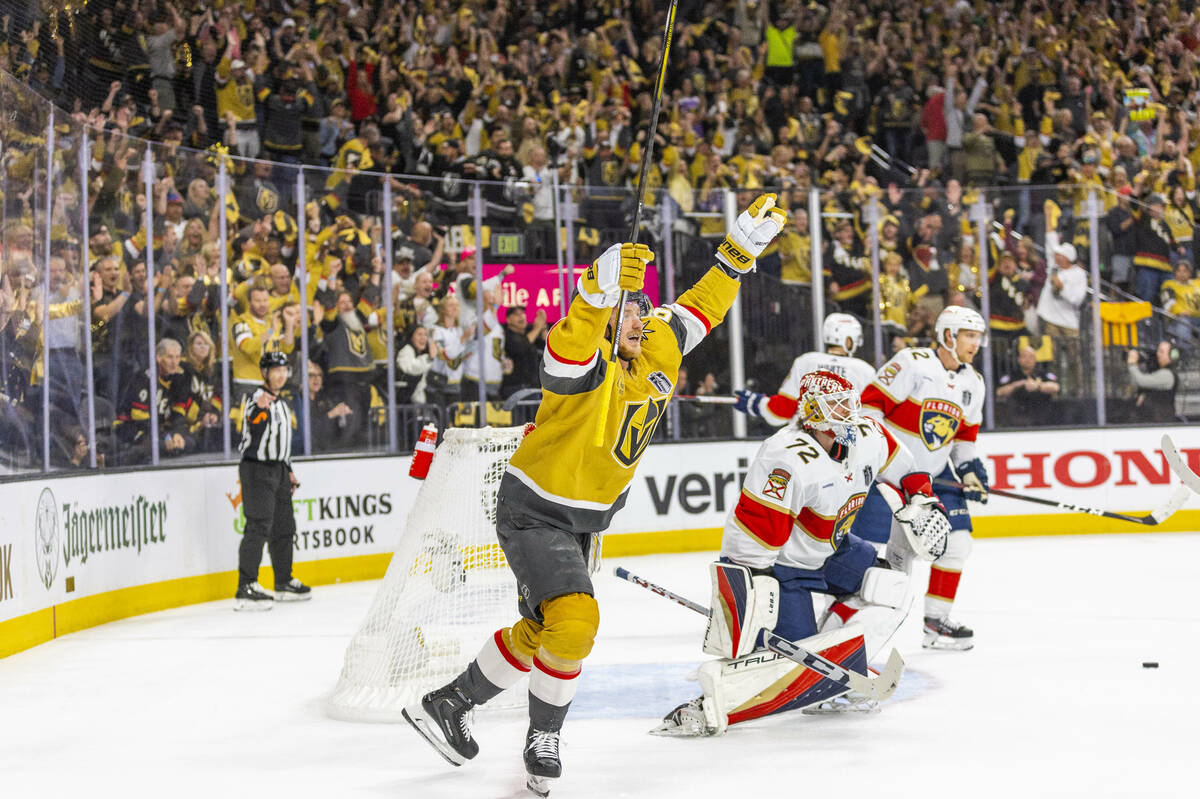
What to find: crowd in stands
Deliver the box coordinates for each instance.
[3,0,1200,469]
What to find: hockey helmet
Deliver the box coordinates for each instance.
[259,349,290,372]
[795,370,862,441]
[935,305,988,355]
[822,313,863,356]
[626,290,653,317]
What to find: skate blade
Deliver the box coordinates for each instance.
[526,774,554,797]
[922,634,974,651]
[273,592,312,602]
[233,599,273,612]
[402,706,466,767]
[801,700,880,715]
[648,717,713,737]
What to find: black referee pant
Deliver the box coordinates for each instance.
[238,459,297,587]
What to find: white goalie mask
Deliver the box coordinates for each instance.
[794,370,863,446]
[823,313,863,356]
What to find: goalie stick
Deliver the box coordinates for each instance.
[613,566,905,702]
[933,434,1198,525]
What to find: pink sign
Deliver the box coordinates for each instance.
[473,263,661,325]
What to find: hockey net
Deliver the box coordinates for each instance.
[327,425,528,722]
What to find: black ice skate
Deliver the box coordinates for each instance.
[233,582,274,611]
[923,616,975,650]
[402,684,479,766]
[523,727,562,797]
[273,578,312,601]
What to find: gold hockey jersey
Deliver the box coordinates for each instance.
[501,266,740,532]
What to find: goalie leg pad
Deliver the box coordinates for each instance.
[818,566,914,661]
[703,562,780,659]
[697,625,869,732]
[537,592,600,663]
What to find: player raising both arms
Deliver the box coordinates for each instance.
[403,195,787,796]
[733,313,876,426]
[849,306,989,650]
[654,371,949,737]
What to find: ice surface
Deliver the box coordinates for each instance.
[3,534,1198,797]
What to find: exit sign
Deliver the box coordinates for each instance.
[491,232,524,257]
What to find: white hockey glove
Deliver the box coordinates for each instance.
[877,473,950,561]
[715,193,788,274]
[576,242,654,308]
[703,561,779,659]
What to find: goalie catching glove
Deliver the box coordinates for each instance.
[715,193,788,274]
[703,561,779,659]
[577,242,655,308]
[876,473,950,561]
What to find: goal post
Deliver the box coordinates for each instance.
[326,426,529,722]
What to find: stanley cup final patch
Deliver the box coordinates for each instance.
[647,370,674,395]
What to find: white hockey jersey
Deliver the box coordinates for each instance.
[859,347,984,477]
[759,351,877,426]
[721,418,914,572]
[779,351,877,397]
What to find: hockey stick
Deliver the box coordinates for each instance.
[672,394,739,404]
[613,566,905,702]
[933,435,1199,526]
[611,0,678,358]
[933,478,1190,525]
[593,0,678,447]
[1162,433,1200,495]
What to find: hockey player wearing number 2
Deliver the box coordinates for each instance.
[850,306,989,650]
[654,370,950,737]
[403,194,788,796]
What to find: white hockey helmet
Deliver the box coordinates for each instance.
[823,313,863,356]
[794,370,863,442]
[935,305,988,357]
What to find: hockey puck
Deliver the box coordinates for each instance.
[1142,662,1159,669]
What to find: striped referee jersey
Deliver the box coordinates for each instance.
[239,388,295,464]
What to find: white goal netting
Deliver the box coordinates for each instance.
[326,426,528,722]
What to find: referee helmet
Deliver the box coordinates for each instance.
[260,350,290,371]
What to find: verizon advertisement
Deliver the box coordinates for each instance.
[608,426,1200,534]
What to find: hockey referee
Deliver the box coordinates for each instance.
[234,350,311,610]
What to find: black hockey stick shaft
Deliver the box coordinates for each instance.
[612,566,902,701]
[932,479,1184,525]
[610,0,678,362]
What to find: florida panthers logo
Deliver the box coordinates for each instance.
[831,493,865,550]
[919,399,964,451]
[612,396,669,467]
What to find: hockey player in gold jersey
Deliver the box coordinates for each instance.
[404,194,788,796]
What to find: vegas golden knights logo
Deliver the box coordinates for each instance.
[602,160,621,186]
[348,329,367,357]
[257,185,279,214]
[612,396,669,467]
